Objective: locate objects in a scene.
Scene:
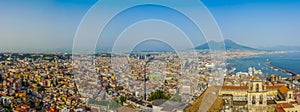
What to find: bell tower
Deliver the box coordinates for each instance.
[286,84,294,101]
[247,77,267,110]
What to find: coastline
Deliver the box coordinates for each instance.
[265,60,298,76]
[226,51,287,61]
[226,51,298,77]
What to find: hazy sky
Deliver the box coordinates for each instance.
[0,0,299,51]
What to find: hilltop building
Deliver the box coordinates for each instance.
[219,77,299,112]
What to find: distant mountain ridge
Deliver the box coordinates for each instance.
[4,39,298,53]
[195,39,258,51]
[262,45,300,51]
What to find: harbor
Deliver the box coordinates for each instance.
[265,59,298,76]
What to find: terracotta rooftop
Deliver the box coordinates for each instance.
[275,106,285,112]
[221,86,249,90]
[266,85,284,90]
[218,85,289,93]
[278,86,289,94]
[280,103,294,108]
[290,101,298,104]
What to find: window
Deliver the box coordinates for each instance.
[252,96,256,104]
[259,95,263,104]
[256,83,259,92]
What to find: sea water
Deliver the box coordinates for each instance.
[226,52,300,78]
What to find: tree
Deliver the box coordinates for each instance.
[119,96,127,105]
[148,90,171,101]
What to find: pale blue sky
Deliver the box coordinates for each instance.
[0,0,299,51]
[203,0,300,48]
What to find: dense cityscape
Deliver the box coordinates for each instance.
[0,50,299,112]
[1,0,300,112]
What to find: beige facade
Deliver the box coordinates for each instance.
[219,78,292,112]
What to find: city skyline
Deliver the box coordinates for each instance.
[0,1,300,111]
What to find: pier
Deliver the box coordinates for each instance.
[265,60,298,76]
